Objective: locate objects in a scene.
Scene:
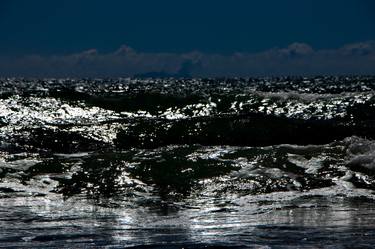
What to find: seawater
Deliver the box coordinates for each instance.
[1,77,375,248]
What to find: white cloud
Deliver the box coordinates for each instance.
[0,41,374,77]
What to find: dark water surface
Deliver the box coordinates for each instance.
[1,77,375,248]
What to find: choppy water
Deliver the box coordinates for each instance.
[1,77,375,248]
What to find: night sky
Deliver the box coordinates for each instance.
[0,0,374,77]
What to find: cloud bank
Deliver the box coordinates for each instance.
[1,41,374,77]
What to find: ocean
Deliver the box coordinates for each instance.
[1,77,375,248]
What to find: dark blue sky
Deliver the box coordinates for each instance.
[0,0,374,77]
[0,0,374,55]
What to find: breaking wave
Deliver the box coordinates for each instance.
[1,77,375,248]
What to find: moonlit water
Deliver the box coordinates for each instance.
[1,77,375,248]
